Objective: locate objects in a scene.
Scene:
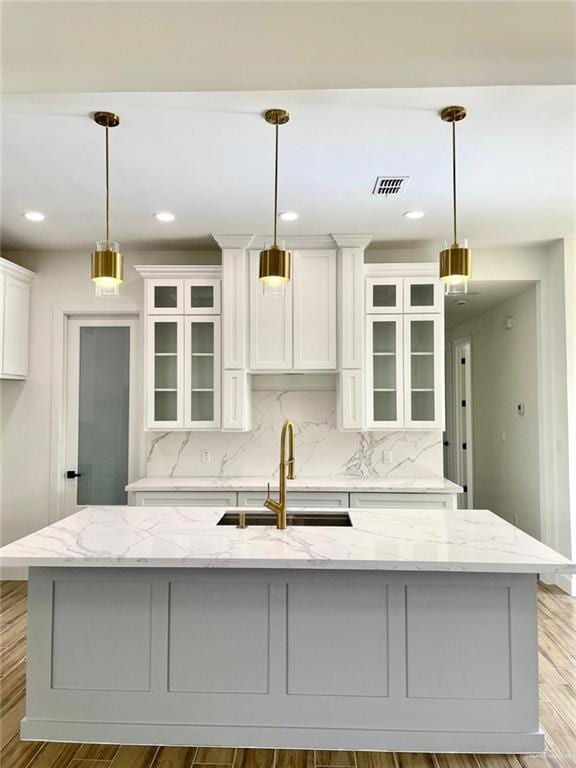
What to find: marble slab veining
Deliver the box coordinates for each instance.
[125,476,462,493]
[0,506,572,573]
[146,390,444,479]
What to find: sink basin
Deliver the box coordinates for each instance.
[217,510,352,527]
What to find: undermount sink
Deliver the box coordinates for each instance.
[217,510,352,527]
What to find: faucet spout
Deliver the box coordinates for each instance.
[263,420,296,529]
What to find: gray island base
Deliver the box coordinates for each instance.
[25,566,542,753]
[3,506,573,754]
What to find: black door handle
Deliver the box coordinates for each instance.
[66,470,82,479]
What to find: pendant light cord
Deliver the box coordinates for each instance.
[105,125,110,244]
[273,120,279,248]
[451,119,457,246]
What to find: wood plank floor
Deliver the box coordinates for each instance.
[1,581,574,768]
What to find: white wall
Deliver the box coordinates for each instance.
[0,250,218,550]
[448,287,540,538]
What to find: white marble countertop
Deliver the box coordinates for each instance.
[125,476,462,493]
[1,506,572,573]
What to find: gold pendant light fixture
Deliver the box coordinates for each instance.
[91,111,124,298]
[259,108,291,287]
[439,105,471,295]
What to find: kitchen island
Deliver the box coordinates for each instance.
[1,506,573,754]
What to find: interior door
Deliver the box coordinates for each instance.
[63,316,138,517]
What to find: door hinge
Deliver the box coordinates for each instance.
[461,399,466,407]
[462,442,467,450]
[463,484,468,493]
[461,357,466,364]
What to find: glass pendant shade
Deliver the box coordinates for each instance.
[92,240,124,298]
[259,244,291,286]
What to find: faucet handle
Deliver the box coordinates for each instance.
[287,459,295,481]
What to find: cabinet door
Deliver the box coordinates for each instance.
[222,370,251,431]
[366,316,403,428]
[249,250,292,370]
[146,279,183,315]
[2,275,31,378]
[237,491,349,509]
[338,370,364,431]
[403,277,443,314]
[293,250,336,370]
[349,492,456,509]
[365,278,403,314]
[147,317,184,428]
[184,279,221,315]
[184,316,221,429]
[404,314,445,428]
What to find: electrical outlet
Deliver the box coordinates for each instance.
[383,450,393,465]
[201,450,211,464]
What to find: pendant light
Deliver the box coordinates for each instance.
[91,111,124,298]
[259,109,291,287]
[439,105,471,295]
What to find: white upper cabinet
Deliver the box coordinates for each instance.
[365,277,403,314]
[184,316,221,429]
[366,315,404,429]
[293,250,336,370]
[403,277,443,313]
[249,250,293,370]
[147,279,183,315]
[404,314,444,428]
[249,249,336,372]
[0,259,34,380]
[185,279,221,315]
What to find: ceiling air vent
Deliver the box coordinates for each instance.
[372,176,410,196]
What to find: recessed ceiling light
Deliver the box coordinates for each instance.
[403,210,424,220]
[278,211,298,222]
[154,212,175,223]
[22,211,46,222]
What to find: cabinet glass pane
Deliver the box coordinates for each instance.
[191,391,214,421]
[373,284,397,308]
[191,323,214,354]
[411,355,434,389]
[155,391,177,421]
[373,322,396,353]
[411,391,435,421]
[374,391,397,421]
[155,322,177,354]
[190,285,214,309]
[77,327,129,506]
[191,356,214,389]
[155,355,177,389]
[154,285,178,309]
[410,284,434,307]
[374,356,396,389]
[410,321,434,353]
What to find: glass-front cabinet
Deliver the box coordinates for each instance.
[185,317,221,428]
[404,315,443,427]
[365,278,403,314]
[143,270,222,430]
[403,277,443,313]
[148,317,184,428]
[366,316,403,428]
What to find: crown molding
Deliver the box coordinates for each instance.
[133,264,222,279]
[331,233,374,249]
[211,234,254,250]
[0,257,35,282]
[249,234,337,250]
[364,262,440,277]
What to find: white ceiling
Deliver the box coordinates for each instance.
[2,85,575,251]
[444,280,536,330]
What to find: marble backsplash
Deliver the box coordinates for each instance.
[146,390,443,479]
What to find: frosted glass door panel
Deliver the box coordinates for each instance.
[411,321,434,353]
[77,327,130,505]
[410,284,434,307]
[154,285,178,309]
[147,280,183,314]
[191,286,213,308]
[192,323,214,354]
[374,390,397,422]
[185,279,220,314]
[373,323,396,354]
[403,277,442,313]
[155,323,177,353]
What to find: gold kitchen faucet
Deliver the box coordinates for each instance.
[264,420,295,529]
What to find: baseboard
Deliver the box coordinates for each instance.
[556,572,575,596]
[20,719,546,754]
[0,566,28,581]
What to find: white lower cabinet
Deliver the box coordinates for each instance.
[349,492,457,510]
[237,491,349,508]
[129,491,238,507]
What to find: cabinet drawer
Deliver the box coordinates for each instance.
[349,492,456,510]
[237,491,349,509]
[130,491,238,507]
